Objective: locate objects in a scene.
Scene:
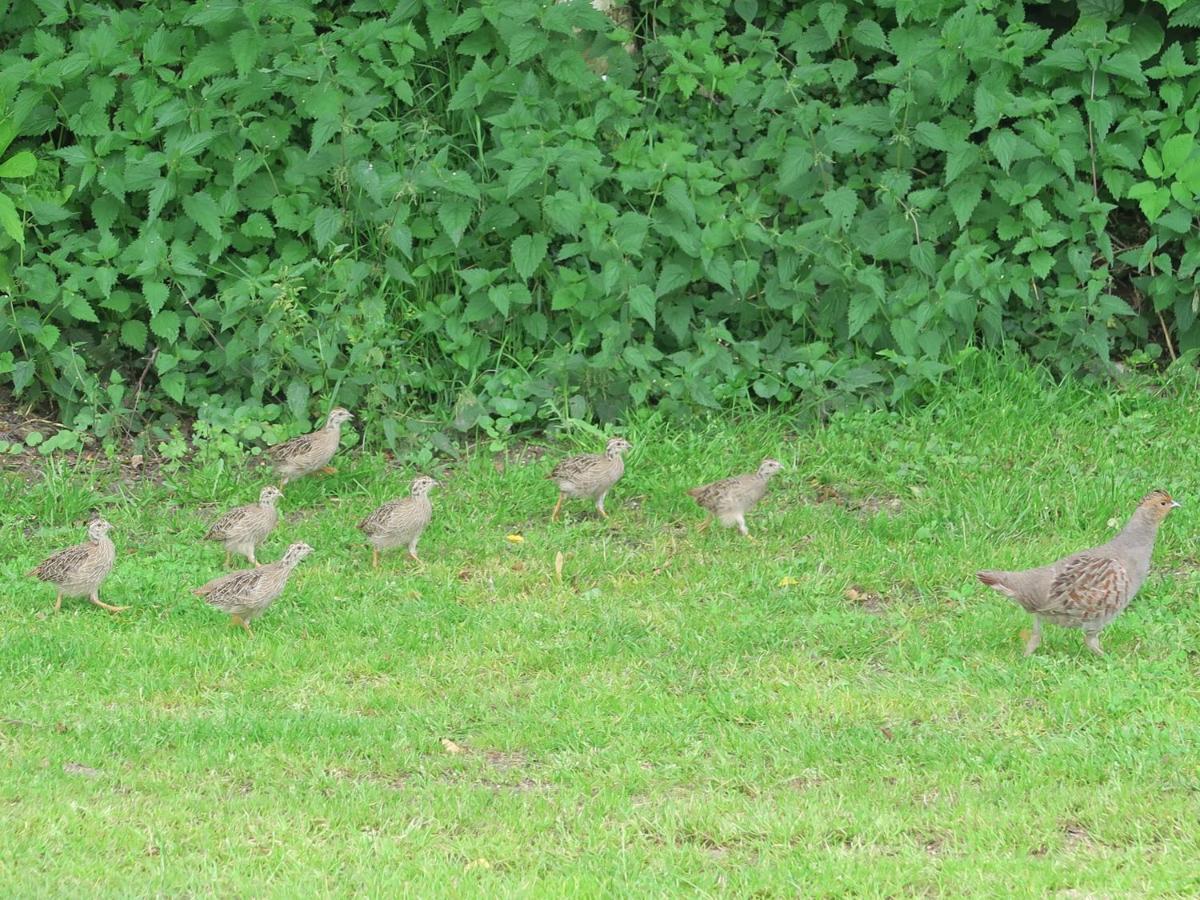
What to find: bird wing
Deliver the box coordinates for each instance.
[549,453,603,481]
[688,475,744,508]
[28,542,92,580]
[1041,555,1131,618]
[358,499,406,533]
[205,505,252,539]
[268,430,319,462]
[194,567,268,603]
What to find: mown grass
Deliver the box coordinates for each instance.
[3,357,1200,896]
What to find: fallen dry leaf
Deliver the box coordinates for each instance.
[465,858,492,871]
[441,738,467,754]
[554,551,564,579]
[778,577,799,588]
[505,534,524,544]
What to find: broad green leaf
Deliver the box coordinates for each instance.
[160,371,186,404]
[150,309,181,342]
[312,207,344,249]
[183,191,222,241]
[628,285,656,328]
[437,200,473,246]
[144,281,169,316]
[511,233,548,281]
[0,151,36,178]
[0,193,23,246]
[506,157,544,199]
[121,320,148,351]
[65,293,98,323]
[1161,133,1196,175]
[820,186,858,230]
[852,19,888,50]
[1100,51,1145,84]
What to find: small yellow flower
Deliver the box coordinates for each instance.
[778,576,799,587]
[506,534,525,544]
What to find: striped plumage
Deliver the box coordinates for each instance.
[977,490,1179,655]
[27,518,126,613]
[194,541,313,634]
[688,458,784,537]
[204,485,282,567]
[548,438,632,521]
[268,407,353,485]
[358,475,438,568]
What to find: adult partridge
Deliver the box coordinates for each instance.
[204,485,282,567]
[977,490,1179,656]
[27,518,127,613]
[358,475,438,568]
[194,541,313,635]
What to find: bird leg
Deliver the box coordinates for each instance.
[321,465,337,475]
[736,515,752,539]
[1023,616,1042,656]
[231,614,253,636]
[224,550,232,568]
[551,494,564,522]
[407,542,422,565]
[371,548,380,570]
[53,592,63,613]
[89,592,129,613]
[249,549,261,568]
[278,479,288,490]
[595,492,609,519]
[1083,630,1103,656]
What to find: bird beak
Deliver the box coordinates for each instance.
[1172,500,1182,508]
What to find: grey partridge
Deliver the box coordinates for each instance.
[548,438,632,521]
[194,541,313,635]
[977,490,1179,656]
[204,485,282,567]
[27,518,127,613]
[688,458,784,537]
[358,475,438,568]
[268,407,353,486]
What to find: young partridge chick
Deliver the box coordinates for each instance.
[27,518,127,613]
[268,407,353,486]
[688,458,784,537]
[548,437,632,521]
[977,490,1180,656]
[194,541,313,635]
[358,475,438,568]
[204,485,283,567]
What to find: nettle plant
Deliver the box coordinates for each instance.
[0,0,1197,452]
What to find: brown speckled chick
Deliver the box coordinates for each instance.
[358,475,438,568]
[194,541,313,635]
[268,407,353,486]
[205,485,282,567]
[548,438,632,521]
[27,518,127,613]
[688,458,784,537]
[977,490,1179,656]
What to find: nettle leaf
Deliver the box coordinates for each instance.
[628,285,656,327]
[121,319,148,351]
[183,191,223,241]
[1101,51,1145,85]
[438,200,473,246]
[312,207,344,249]
[511,233,548,281]
[852,19,889,50]
[948,176,984,228]
[820,186,858,230]
[506,157,545,198]
[160,371,186,404]
[65,294,99,323]
[819,2,848,39]
[144,281,169,316]
[0,194,23,246]
[1161,133,1196,175]
[150,309,181,342]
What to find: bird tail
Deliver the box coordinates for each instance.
[976,570,1018,598]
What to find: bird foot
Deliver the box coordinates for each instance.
[320,465,337,475]
[91,598,129,613]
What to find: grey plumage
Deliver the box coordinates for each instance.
[688,458,784,537]
[27,519,126,613]
[548,437,632,520]
[205,485,282,566]
[194,541,313,634]
[358,475,438,567]
[977,490,1179,655]
[268,407,353,485]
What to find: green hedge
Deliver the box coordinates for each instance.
[1,0,1198,450]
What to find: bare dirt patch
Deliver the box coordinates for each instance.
[809,482,903,517]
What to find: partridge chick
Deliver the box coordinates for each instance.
[205,485,282,567]
[977,490,1179,656]
[268,407,353,486]
[194,541,313,635]
[27,518,127,613]
[688,458,784,537]
[548,438,632,521]
[358,475,438,568]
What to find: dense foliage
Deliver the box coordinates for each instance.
[1,0,1199,450]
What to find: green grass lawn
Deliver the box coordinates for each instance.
[4,359,1200,896]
